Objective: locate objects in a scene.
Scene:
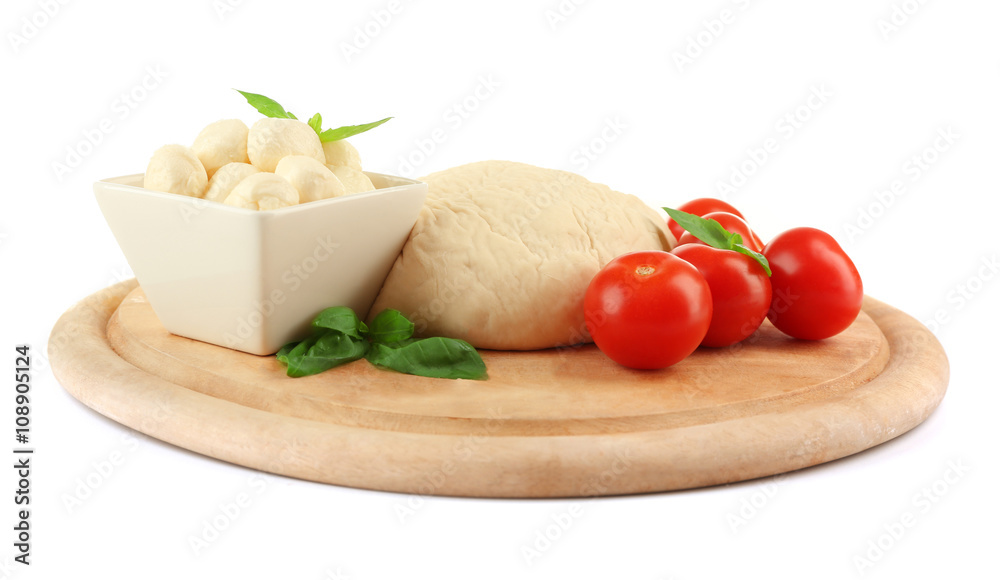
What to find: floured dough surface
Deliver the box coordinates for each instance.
[369,161,675,350]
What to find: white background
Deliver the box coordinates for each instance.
[1,0,997,578]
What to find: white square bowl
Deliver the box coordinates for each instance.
[94,172,427,355]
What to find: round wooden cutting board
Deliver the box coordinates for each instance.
[49,280,948,498]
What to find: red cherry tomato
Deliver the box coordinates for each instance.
[763,227,863,340]
[666,198,745,242]
[671,244,772,347]
[584,251,712,369]
[676,211,765,253]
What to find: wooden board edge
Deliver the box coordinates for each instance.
[48,282,950,498]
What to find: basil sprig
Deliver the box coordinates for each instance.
[235,89,391,143]
[367,308,414,344]
[276,307,487,380]
[367,338,486,380]
[662,207,771,276]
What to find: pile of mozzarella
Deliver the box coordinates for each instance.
[143,118,375,210]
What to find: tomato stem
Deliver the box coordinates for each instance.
[635,265,656,276]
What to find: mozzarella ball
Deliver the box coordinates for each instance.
[246,118,324,172]
[223,173,300,211]
[274,156,346,203]
[322,139,362,170]
[203,162,261,203]
[327,165,375,195]
[191,119,250,178]
[143,144,208,198]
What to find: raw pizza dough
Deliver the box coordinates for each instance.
[369,161,675,350]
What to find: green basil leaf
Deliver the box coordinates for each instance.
[235,89,297,120]
[282,331,368,378]
[307,113,323,134]
[311,306,368,339]
[734,244,772,276]
[318,117,392,142]
[276,341,298,365]
[284,335,317,360]
[278,334,320,377]
[368,309,415,344]
[309,330,368,362]
[278,304,486,380]
[664,206,771,277]
[662,207,734,249]
[365,337,487,380]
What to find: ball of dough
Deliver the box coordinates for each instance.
[328,165,375,195]
[143,144,208,198]
[203,162,261,203]
[191,119,250,178]
[247,118,324,172]
[274,155,346,203]
[368,161,676,350]
[223,173,299,211]
[322,139,362,170]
